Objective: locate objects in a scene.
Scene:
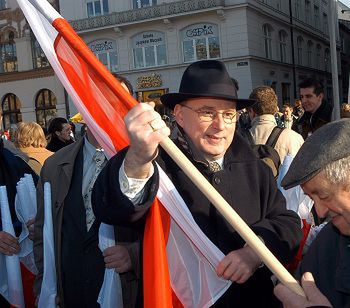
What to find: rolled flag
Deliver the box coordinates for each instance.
[38,182,57,308]
[15,174,37,259]
[97,223,123,308]
[15,174,38,275]
[0,186,25,308]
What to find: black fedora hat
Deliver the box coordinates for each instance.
[161,60,255,110]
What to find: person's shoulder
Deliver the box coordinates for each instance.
[281,127,304,142]
[43,139,82,167]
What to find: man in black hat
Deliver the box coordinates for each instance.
[274,119,350,308]
[92,60,302,307]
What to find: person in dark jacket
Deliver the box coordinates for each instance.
[274,119,350,308]
[0,106,38,307]
[92,60,302,307]
[46,117,74,152]
[292,79,333,139]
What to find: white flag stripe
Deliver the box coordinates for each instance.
[97,224,123,308]
[158,167,231,307]
[38,183,56,308]
[0,186,25,308]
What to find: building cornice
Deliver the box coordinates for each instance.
[0,67,55,83]
[70,0,225,33]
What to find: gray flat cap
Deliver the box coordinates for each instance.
[282,119,350,190]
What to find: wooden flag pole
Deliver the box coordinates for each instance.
[28,0,304,297]
[160,137,305,297]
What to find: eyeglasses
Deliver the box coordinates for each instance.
[181,105,237,124]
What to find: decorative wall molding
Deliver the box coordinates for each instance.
[70,0,225,32]
[0,67,55,83]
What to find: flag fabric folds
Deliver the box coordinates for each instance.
[0,186,25,308]
[17,0,231,306]
[38,182,57,308]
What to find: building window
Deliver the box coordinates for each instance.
[305,0,310,23]
[133,0,156,9]
[324,48,330,72]
[132,31,167,68]
[307,40,313,67]
[323,13,328,34]
[0,0,6,10]
[279,30,287,62]
[0,31,17,73]
[316,44,321,69]
[31,33,49,69]
[86,0,109,17]
[276,0,282,10]
[2,93,21,130]
[296,36,303,65]
[35,89,57,131]
[181,23,221,62]
[88,39,118,72]
[314,5,319,28]
[295,0,300,19]
[263,24,273,59]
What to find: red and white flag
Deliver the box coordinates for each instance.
[17,0,231,306]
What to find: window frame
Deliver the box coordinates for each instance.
[0,31,18,73]
[263,24,273,59]
[296,36,304,66]
[181,23,221,63]
[2,93,22,130]
[307,40,313,67]
[88,39,118,72]
[132,31,167,69]
[133,0,156,9]
[86,0,109,17]
[35,89,57,131]
[279,30,287,62]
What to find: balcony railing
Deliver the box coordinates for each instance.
[70,0,225,32]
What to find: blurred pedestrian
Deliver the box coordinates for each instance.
[14,122,53,174]
[46,117,74,152]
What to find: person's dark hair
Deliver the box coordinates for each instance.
[248,86,278,115]
[48,117,69,136]
[283,102,293,109]
[298,79,324,96]
[112,73,133,95]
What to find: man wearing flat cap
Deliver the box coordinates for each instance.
[274,119,350,308]
[92,60,302,307]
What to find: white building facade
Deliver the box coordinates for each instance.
[0,0,342,130]
[60,0,341,116]
[0,0,67,131]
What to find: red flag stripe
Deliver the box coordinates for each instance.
[51,18,180,308]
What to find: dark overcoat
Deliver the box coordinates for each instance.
[296,224,350,308]
[92,133,302,307]
[34,138,141,308]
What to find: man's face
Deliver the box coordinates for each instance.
[56,123,72,142]
[174,98,237,161]
[300,87,323,114]
[301,172,350,236]
[283,106,293,119]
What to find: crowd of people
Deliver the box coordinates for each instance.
[0,59,349,308]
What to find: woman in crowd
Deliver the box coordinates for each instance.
[15,122,53,174]
[46,117,74,152]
